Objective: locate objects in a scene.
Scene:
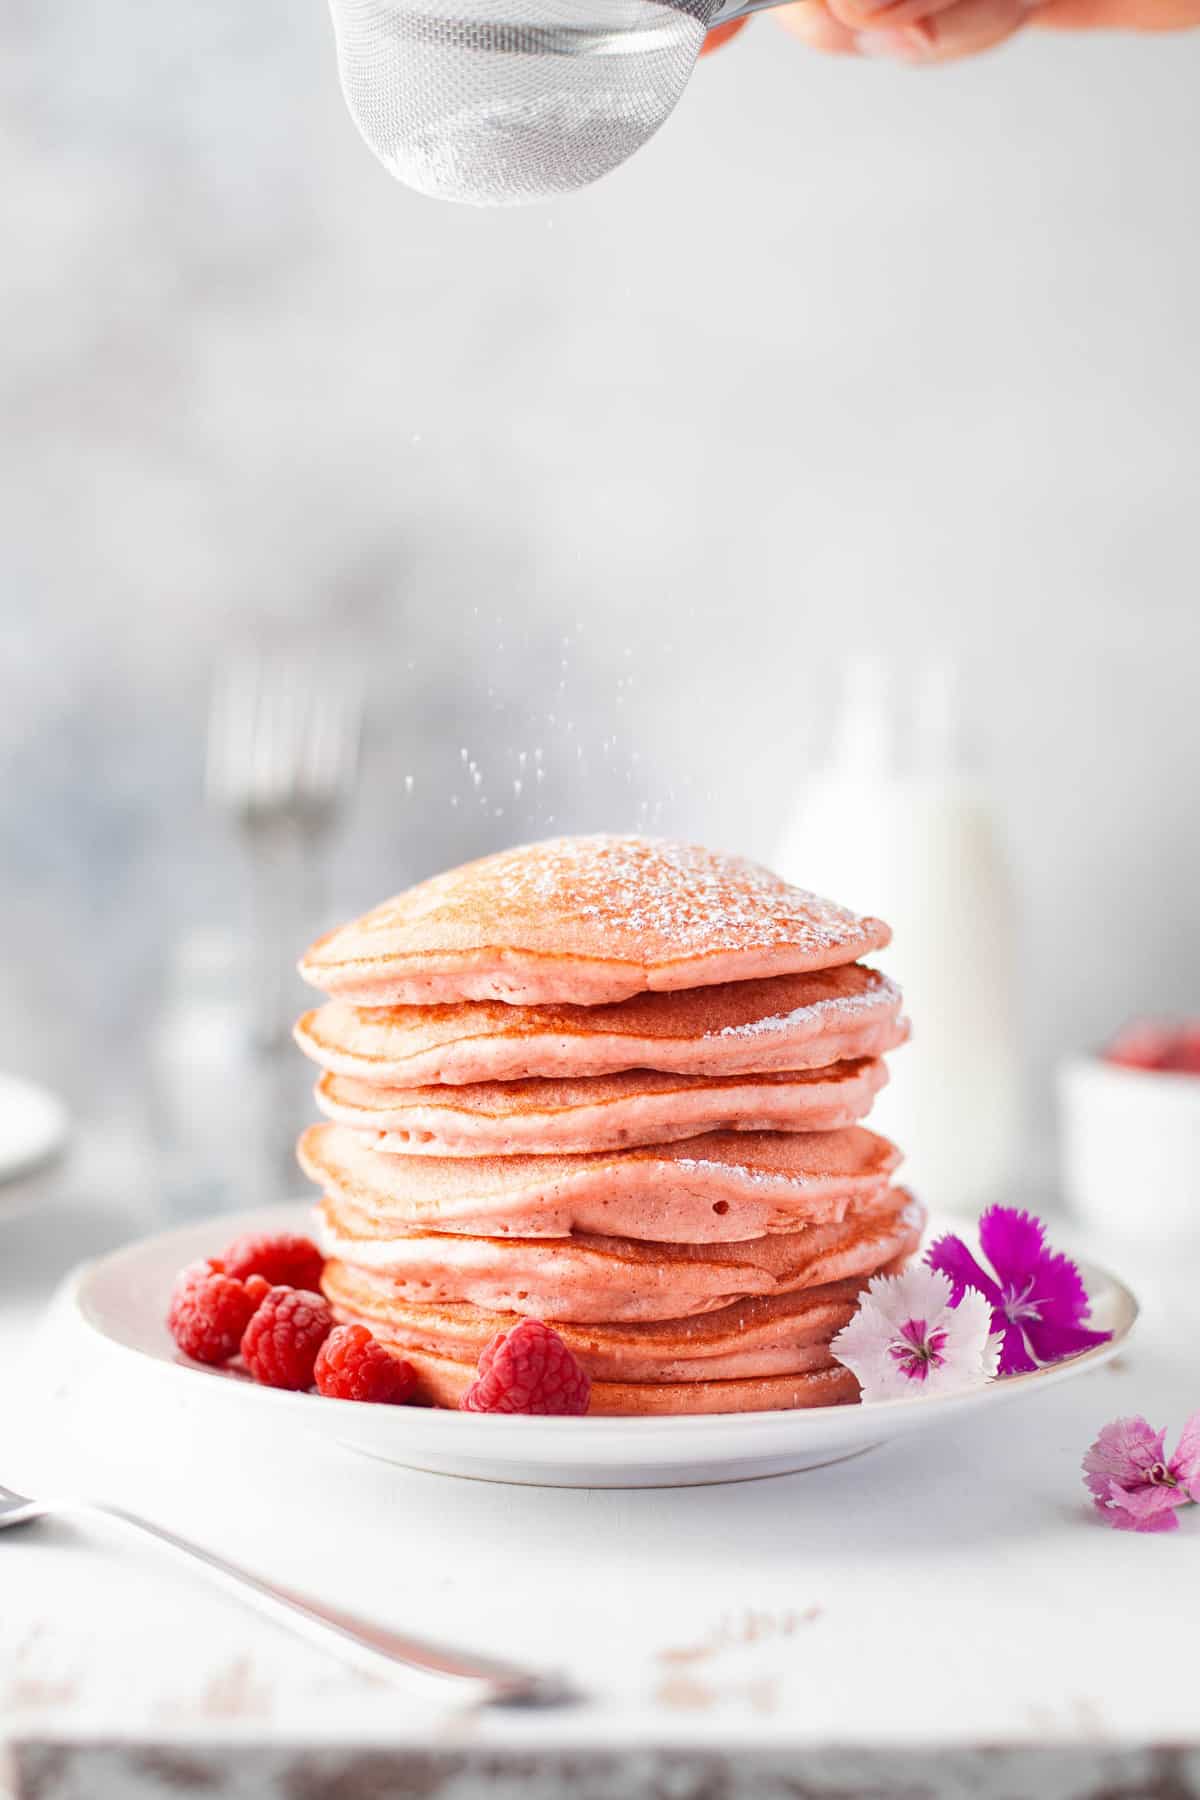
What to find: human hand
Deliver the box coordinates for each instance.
[702,0,1198,66]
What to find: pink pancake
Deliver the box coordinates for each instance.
[323,1260,905,1382]
[295,966,907,1087]
[375,1348,861,1415]
[298,1121,902,1243]
[313,1058,888,1157]
[314,1189,925,1322]
[298,836,891,1006]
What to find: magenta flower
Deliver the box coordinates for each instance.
[1083,1415,1200,1532]
[926,1207,1111,1377]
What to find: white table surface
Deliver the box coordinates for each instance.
[2,1141,1199,1800]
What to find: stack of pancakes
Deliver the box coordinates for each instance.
[295,835,921,1415]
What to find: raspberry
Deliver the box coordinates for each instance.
[1168,1028,1200,1075]
[314,1325,417,1404]
[244,1274,271,1307]
[220,1232,325,1292]
[174,1256,221,1288]
[1104,1020,1200,1076]
[240,1287,333,1390]
[460,1319,590,1416]
[167,1264,258,1366]
[1104,1020,1174,1071]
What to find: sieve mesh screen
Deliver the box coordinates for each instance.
[329,0,717,205]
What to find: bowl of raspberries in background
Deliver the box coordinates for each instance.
[1060,1019,1200,1247]
[166,1231,591,1416]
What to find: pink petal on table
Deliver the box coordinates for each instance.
[1170,1411,1200,1498]
[1082,1416,1168,1501]
[1095,1479,1185,1533]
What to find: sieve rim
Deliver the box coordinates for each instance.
[336,0,708,57]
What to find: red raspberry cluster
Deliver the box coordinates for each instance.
[166,1232,591,1414]
[165,1233,415,1403]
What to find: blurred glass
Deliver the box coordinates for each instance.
[148,930,306,1221]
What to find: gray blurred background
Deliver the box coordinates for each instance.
[1,0,1198,1196]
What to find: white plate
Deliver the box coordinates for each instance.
[72,1204,1138,1489]
[0,1072,69,1190]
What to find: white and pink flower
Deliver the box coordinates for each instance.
[831,1264,1000,1403]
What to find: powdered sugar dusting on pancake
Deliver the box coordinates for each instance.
[717,978,902,1040]
[299,835,892,1005]
[485,836,878,958]
[295,966,906,1085]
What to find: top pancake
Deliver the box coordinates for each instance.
[296,964,906,1086]
[298,835,891,1006]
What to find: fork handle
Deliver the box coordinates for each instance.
[71,1500,564,1703]
[244,821,302,1051]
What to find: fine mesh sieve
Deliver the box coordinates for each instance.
[327,0,763,206]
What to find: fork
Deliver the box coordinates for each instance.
[0,1483,567,1705]
[206,644,365,1048]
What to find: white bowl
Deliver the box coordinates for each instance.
[1059,1054,1200,1244]
[72,1204,1137,1489]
